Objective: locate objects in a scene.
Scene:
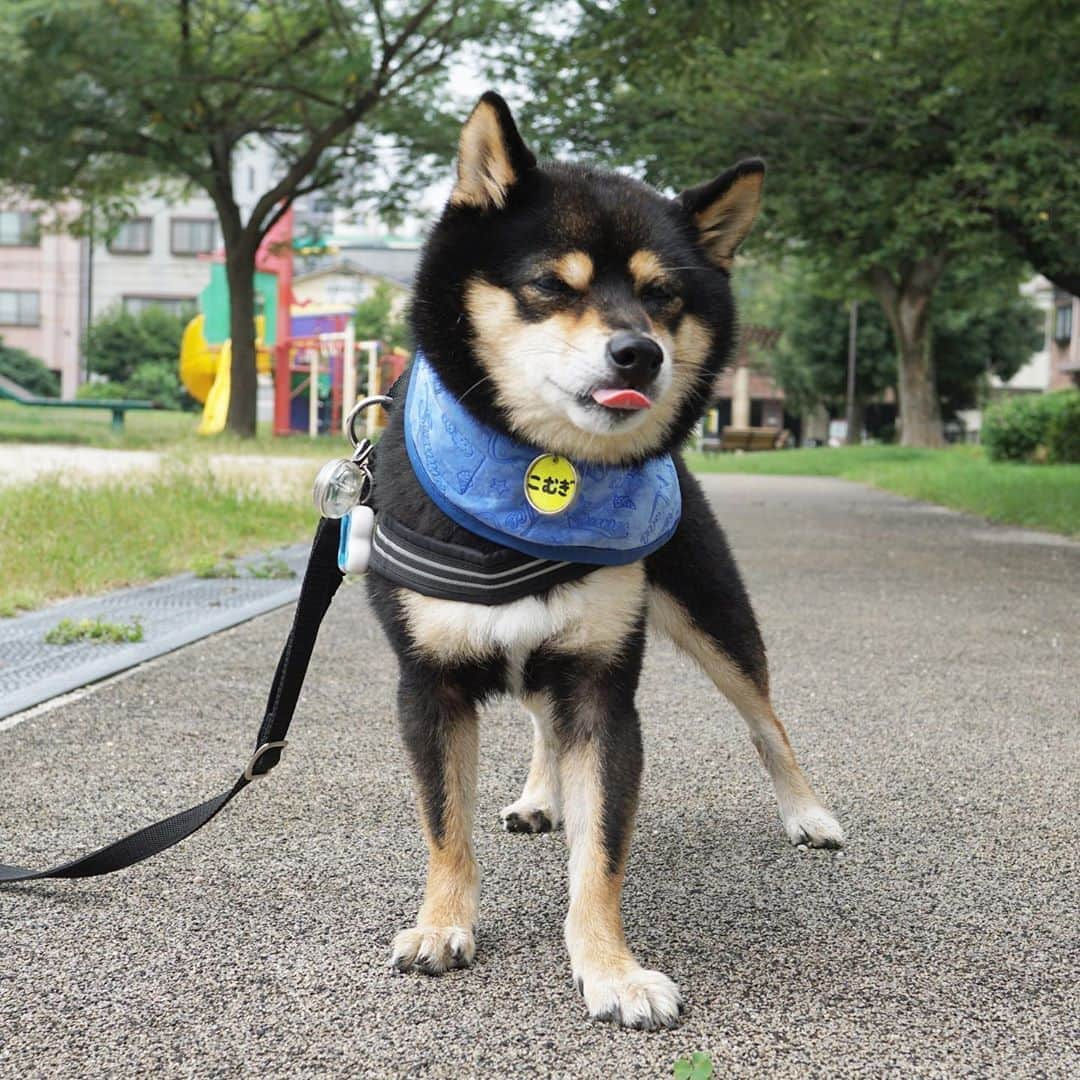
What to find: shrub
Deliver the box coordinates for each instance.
[127,361,193,411]
[0,338,59,396]
[85,304,187,383]
[77,379,132,401]
[982,392,1074,462]
[1046,390,1080,463]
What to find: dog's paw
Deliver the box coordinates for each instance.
[500,796,561,834]
[784,804,844,849]
[390,924,475,975]
[575,965,683,1031]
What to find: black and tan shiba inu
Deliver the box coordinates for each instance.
[367,92,843,1031]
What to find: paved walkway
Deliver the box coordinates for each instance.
[0,476,1076,1078]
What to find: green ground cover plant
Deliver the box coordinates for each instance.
[44,616,143,645]
[673,1052,713,1080]
[686,445,1079,537]
[0,469,316,614]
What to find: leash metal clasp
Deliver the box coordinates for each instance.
[313,396,392,519]
[244,741,288,781]
[345,395,393,451]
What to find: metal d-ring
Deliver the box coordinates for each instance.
[345,395,393,450]
[244,740,288,781]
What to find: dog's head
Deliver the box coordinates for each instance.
[411,92,763,464]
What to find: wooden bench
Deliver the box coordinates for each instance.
[701,426,789,452]
[0,373,158,432]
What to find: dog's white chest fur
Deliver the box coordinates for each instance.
[398,562,647,674]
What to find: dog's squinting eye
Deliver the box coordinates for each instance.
[530,273,578,298]
[641,283,680,307]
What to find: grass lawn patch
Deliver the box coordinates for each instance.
[0,467,317,615]
[685,445,1080,537]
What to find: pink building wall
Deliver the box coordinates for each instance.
[0,211,84,399]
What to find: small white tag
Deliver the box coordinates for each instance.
[341,505,375,574]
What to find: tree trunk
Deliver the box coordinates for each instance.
[224,242,259,438]
[847,398,865,445]
[868,257,947,448]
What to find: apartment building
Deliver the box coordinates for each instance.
[993,275,1080,394]
[89,143,279,325]
[0,207,84,398]
[0,141,286,398]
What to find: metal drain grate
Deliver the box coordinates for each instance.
[0,544,311,721]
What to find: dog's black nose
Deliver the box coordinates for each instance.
[606,331,663,388]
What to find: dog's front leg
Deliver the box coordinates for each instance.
[391,666,480,975]
[556,678,683,1030]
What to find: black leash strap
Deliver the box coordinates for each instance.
[0,516,344,883]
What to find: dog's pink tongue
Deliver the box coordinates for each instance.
[591,387,652,411]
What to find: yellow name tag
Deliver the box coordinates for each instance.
[524,454,579,515]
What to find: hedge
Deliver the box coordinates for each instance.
[983,390,1080,463]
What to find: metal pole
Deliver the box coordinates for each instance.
[83,202,95,393]
[309,342,319,438]
[845,299,858,445]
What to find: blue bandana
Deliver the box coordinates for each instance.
[402,352,681,566]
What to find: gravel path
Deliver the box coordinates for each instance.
[0,443,317,496]
[1,475,1076,1078]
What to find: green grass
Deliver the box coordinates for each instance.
[0,399,346,459]
[44,616,144,645]
[192,553,297,580]
[685,444,1080,536]
[0,467,317,615]
[247,555,297,580]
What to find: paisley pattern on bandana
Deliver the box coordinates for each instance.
[403,353,681,566]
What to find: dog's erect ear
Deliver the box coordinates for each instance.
[450,92,537,211]
[677,159,765,270]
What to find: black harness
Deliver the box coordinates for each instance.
[368,514,598,605]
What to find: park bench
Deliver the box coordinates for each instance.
[0,372,157,432]
[701,425,791,452]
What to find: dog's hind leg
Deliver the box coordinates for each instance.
[390,664,483,975]
[645,464,843,849]
[500,694,563,834]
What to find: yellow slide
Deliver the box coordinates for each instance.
[179,314,268,435]
[198,339,232,435]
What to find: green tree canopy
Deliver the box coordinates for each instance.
[353,280,410,351]
[0,0,525,435]
[769,261,1043,425]
[520,0,1078,446]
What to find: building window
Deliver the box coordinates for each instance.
[123,295,197,318]
[0,290,41,326]
[170,218,218,256]
[108,218,152,254]
[1053,304,1073,345]
[0,210,40,247]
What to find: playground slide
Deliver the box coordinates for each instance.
[179,314,269,435]
[199,340,231,435]
[179,315,219,404]
[179,315,228,435]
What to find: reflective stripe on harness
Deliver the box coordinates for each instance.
[368,514,598,605]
